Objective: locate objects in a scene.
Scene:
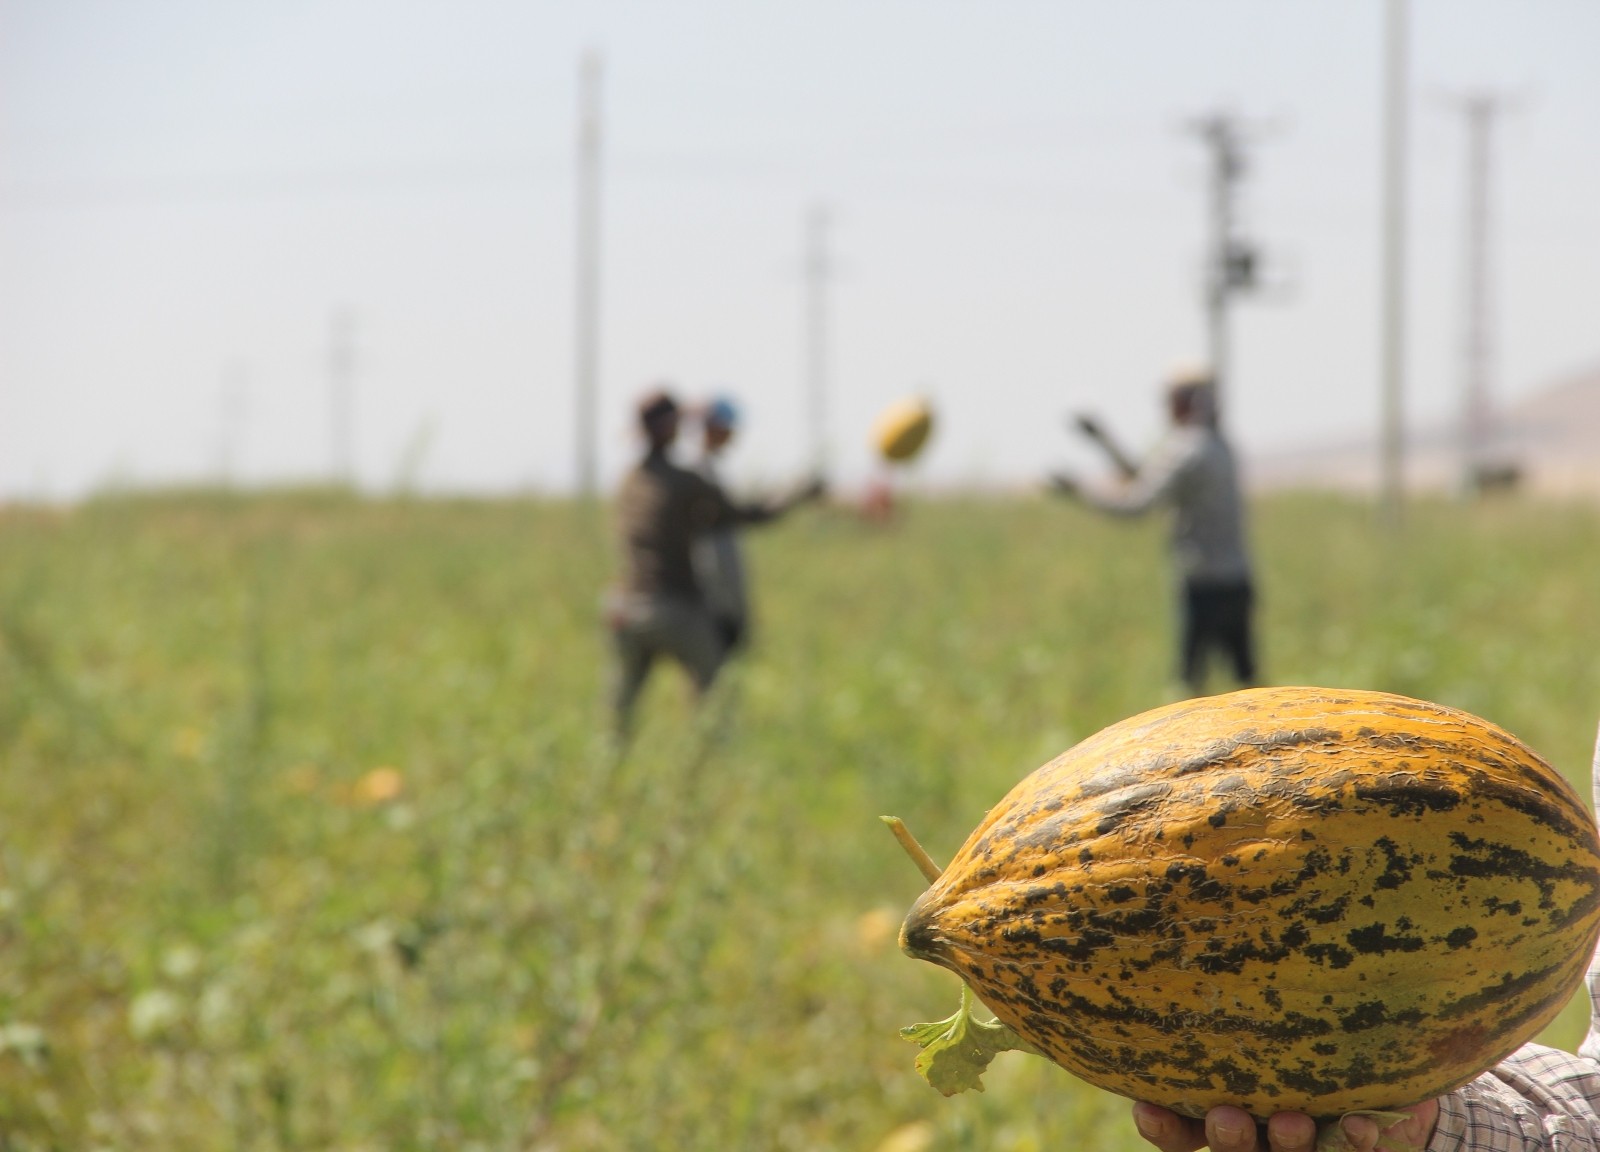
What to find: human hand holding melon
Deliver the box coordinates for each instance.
[1131,1100,1438,1152]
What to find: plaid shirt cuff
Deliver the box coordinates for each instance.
[1430,1044,1600,1151]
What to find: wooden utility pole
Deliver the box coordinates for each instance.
[1378,0,1409,525]
[218,361,248,488]
[803,203,831,475]
[1185,113,1265,425]
[329,308,356,487]
[574,51,603,499]
[1441,90,1519,493]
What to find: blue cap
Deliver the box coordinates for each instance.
[705,396,740,430]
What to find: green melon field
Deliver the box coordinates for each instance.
[2,489,1599,1150]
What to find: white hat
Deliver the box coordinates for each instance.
[1165,362,1215,392]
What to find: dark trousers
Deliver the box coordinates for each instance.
[610,596,725,734]
[713,614,747,658]
[1180,578,1256,692]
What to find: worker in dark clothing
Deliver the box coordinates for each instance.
[1051,366,1258,696]
[607,388,823,735]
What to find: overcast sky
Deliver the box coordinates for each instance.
[2,0,1597,500]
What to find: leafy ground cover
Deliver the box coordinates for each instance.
[1,489,1597,1150]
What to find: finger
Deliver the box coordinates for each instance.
[1263,1112,1317,1152]
[1404,1100,1441,1144]
[1205,1105,1262,1152]
[1130,1101,1206,1152]
[1377,1101,1439,1151]
[1337,1113,1382,1151]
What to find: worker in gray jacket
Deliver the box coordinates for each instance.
[1051,366,1257,695]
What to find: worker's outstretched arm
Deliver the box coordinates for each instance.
[1073,413,1140,480]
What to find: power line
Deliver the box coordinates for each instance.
[0,158,566,209]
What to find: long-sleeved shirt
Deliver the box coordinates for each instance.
[1427,764,1600,1150]
[613,449,776,603]
[1435,1041,1600,1149]
[1080,423,1252,583]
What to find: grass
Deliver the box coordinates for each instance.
[0,488,1598,1149]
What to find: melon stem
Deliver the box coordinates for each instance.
[881,815,944,883]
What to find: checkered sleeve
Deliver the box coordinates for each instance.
[1429,1043,1600,1150]
[1426,747,1600,1151]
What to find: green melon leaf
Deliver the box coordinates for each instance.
[900,985,1044,1096]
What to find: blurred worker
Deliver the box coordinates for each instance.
[1050,366,1257,695]
[608,387,824,735]
[691,395,755,656]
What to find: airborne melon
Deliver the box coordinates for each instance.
[899,686,1600,1119]
[872,397,934,463]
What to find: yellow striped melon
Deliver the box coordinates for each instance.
[873,397,935,463]
[899,686,1600,1119]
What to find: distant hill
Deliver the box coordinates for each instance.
[1248,362,1600,498]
